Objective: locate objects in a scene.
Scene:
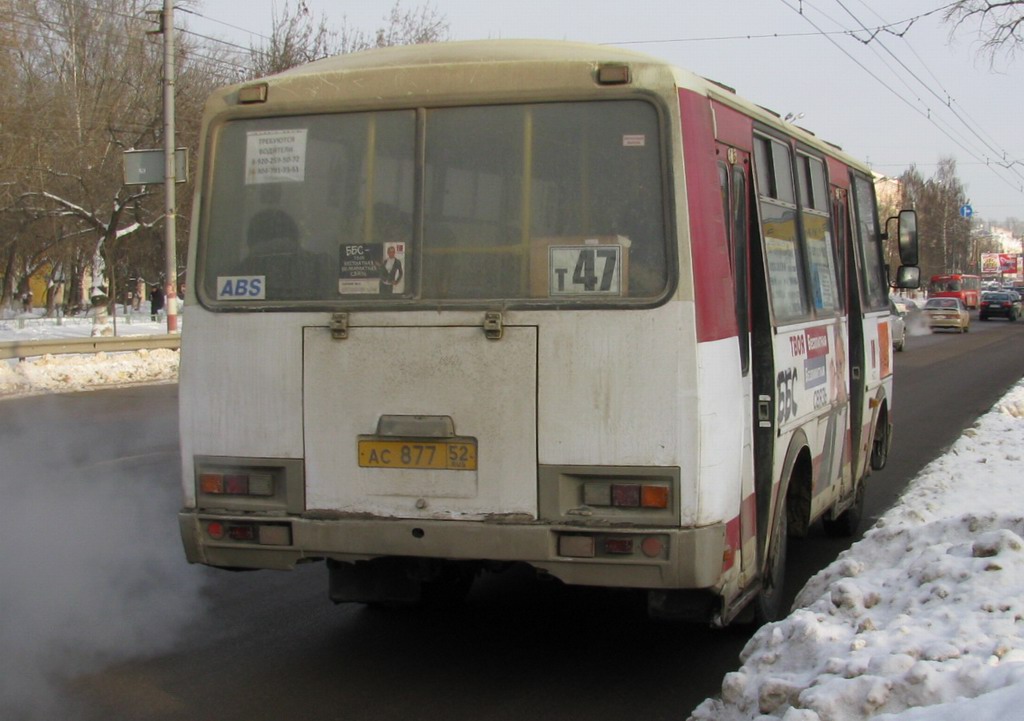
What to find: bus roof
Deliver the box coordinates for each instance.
[215,39,871,175]
[274,39,659,75]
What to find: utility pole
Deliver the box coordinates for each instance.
[161,0,178,332]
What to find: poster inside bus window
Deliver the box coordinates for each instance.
[244,129,307,185]
[339,242,406,295]
[530,236,630,297]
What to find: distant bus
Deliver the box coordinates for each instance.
[177,40,919,626]
[929,273,980,309]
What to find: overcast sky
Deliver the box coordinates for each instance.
[182,0,1024,227]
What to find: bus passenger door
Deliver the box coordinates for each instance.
[718,144,757,577]
[834,187,864,482]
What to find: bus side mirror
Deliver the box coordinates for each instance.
[894,265,920,290]
[895,209,918,266]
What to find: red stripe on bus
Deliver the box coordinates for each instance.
[710,99,752,150]
[724,515,741,571]
[679,89,737,343]
[741,493,757,543]
[825,155,853,189]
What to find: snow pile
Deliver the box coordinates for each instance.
[1,313,178,397]
[690,380,1024,721]
[6,312,1024,721]
[0,348,179,396]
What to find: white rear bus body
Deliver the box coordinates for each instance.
[178,40,916,624]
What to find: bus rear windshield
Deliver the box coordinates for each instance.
[929,277,964,292]
[200,100,669,305]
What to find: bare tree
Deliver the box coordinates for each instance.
[944,1,1024,63]
[0,0,222,314]
[368,1,450,50]
[247,0,339,77]
[249,0,449,76]
[900,158,974,279]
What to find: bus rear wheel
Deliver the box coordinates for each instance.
[753,506,788,624]
[870,409,891,471]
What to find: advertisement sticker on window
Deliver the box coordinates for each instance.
[338,243,406,295]
[339,243,381,294]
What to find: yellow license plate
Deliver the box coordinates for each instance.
[358,439,477,470]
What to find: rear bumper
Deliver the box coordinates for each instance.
[178,511,727,590]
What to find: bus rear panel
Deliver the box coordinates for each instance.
[179,40,915,625]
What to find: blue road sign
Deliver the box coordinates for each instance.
[960,204,973,218]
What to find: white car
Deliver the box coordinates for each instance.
[889,299,907,351]
[923,297,970,333]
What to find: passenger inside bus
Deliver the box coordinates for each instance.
[237,208,331,300]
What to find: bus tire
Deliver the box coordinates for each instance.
[870,408,890,471]
[823,480,865,538]
[753,505,788,624]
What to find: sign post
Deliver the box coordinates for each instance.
[123,148,187,186]
[161,0,178,333]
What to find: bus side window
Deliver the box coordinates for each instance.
[718,153,751,375]
[796,153,840,315]
[850,175,888,310]
[753,135,808,323]
[732,164,750,375]
[831,189,849,311]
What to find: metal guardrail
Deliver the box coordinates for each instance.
[0,335,181,361]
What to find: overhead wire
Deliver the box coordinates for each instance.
[836,0,1024,188]
[777,0,1024,199]
[7,0,1023,205]
[849,0,1019,172]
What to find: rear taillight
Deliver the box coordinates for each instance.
[204,520,291,546]
[604,538,634,554]
[558,532,668,559]
[583,482,671,509]
[199,471,274,496]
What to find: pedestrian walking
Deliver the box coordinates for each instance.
[150,284,165,321]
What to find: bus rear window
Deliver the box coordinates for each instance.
[199,101,669,306]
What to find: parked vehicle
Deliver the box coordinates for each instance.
[890,296,917,316]
[890,299,907,351]
[923,297,970,333]
[979,292,1020,321]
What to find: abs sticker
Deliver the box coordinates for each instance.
[548,244,622,296]
[217,276,265,300]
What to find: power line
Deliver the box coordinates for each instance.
[833,0,1024,187]
[176,5,273,44]
[777,0,1024,199]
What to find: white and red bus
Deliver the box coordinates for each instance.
[928,273,980,309]
[178,41,918,625]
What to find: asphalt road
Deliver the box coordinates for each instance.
[2,314,1023,721]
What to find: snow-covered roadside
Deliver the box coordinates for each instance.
[0,313,178,397]
[0,347,179,396]
[690,382,1024,721]
[6,312,1024,721]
